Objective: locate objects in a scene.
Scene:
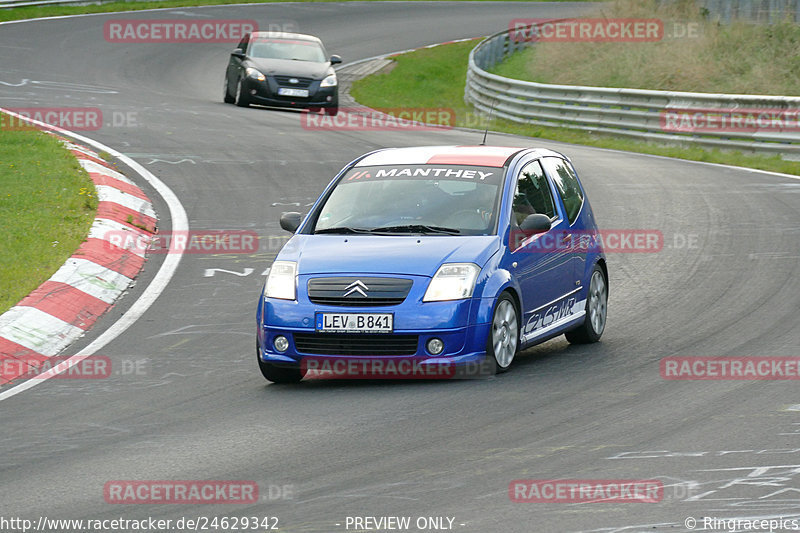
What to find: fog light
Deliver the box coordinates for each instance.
[326,96,332,102]
[274,335,289,353]
[250,89,257,95]
[427,338,444,355]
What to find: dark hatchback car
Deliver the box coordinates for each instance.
[224,32,340,115]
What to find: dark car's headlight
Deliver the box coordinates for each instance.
[245,67,266,82]
[320,73,337,87]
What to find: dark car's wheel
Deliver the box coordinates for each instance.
[325,106,339,117]
[566,264,607,344]
[235,77,250,108]
[486,293,519,373]
[257,341,305,383]
[223,75,235,104]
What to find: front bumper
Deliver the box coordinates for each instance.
[258,286,493,373]
[242,76,338,109]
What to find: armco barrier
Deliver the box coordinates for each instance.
[464,25,800,156]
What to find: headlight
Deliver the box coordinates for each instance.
[265,261,297,300]
[246,67,266,82]
[320,73,337,87]
[423,263,480,302]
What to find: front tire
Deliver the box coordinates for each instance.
[257,342,304,383]
[223,75,235,104]
[325,106,339,117]
[565,264,607,344]
[235,77,250,108]
[486,293,519,373]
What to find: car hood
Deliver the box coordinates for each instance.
[279,235,500,277]
[248,58,332,79]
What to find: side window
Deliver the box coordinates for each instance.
[511,160,556,226]
[238,34,249,53]
[542,157,584,225]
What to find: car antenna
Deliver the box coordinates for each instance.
[480,99,496,146]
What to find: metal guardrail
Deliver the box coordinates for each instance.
[464,26,800,156]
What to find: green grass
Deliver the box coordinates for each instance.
[491,0,800,95]
[0,0,598,24]
[351,40,800,177]
[0,116,98,314]
[492,25,800,96]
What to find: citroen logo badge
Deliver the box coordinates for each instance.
[344,280,369,298]
[289,78,299,84]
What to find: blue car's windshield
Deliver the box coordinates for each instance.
[313,165,504,236]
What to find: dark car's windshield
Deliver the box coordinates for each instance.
[313,165,504,236]
[248,39,327,62]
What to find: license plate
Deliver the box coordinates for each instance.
[315,313,393,333]
[278,87,309,97]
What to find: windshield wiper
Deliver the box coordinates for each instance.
[370,224,461,235]
[314,226,373,235]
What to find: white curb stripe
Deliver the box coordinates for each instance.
[48,257,133,304]
[88,218,150,258]
[0,307,85,356]
[94,184,156,217]
[79,158,134,185]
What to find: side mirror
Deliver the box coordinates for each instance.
[280,212,302,233]
[329,55,342,65]
[231,48,245,58]
[519,213,551,234]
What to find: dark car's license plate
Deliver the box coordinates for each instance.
[278,88,309,97]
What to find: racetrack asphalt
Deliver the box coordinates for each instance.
[1,3,799,532]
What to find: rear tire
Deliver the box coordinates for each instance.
[565,264,607,344]
[257,341,304,383]
[235,77,250,107]
[486,293,519,373]
[223,75,235,104]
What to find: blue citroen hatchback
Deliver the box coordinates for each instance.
[257,146,608,383]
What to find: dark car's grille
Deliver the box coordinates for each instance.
[308,277,413,307]
[274,76,313,88]
[294,333,419,356]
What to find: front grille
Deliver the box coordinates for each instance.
[274,75,313,88]
[308,277,413,307]
[294,333,419,356]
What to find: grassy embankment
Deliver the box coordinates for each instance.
[0,116,98,314]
